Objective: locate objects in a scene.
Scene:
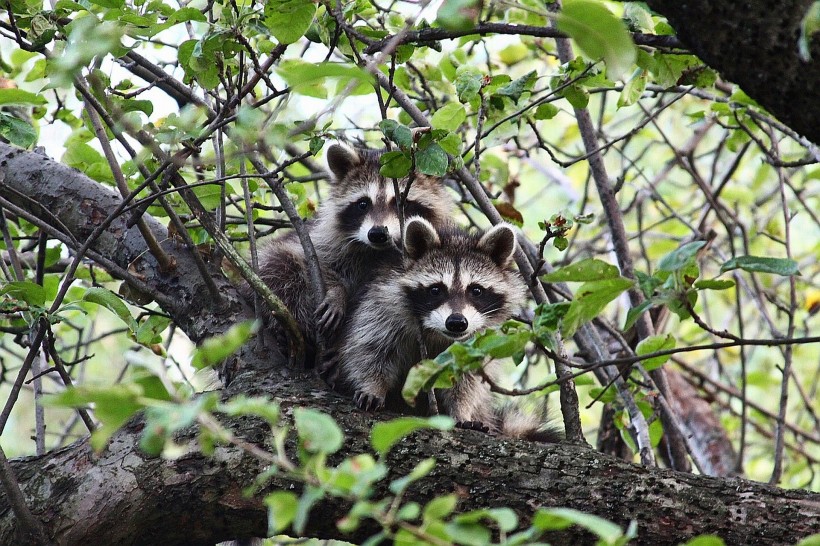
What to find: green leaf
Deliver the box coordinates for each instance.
[191,181,228,210]
[294,407,344,454]
[561,277,634,337]
[533,507,624,542]
[415,143,449,176]
[0,113,37,148]
[455,65,483,102]
[474,329,529,358]
[390,458,436,493]
[635,334,676,371]
[1,281,47,307]
[403,358,446,403]
[658,241,706,272]
[680,536,727,546]
[444,521,491,546]
[379,119,399,140]
[494,70,536,103]
[265,0,317,44]
[265,491,298,534]
[454,508,518,532]
[278,61,374,90]
[135,314,172,346]
[533,302,571,341]
[618,69,647,107]
[694,279,735,291]
[62,140,114,184]
[561,84,589,109]
[371,416,454,456]
[140,395,216,455]
[393,124,413,148]
[190,320,257,369]
[293,485,323,535]
[0,88,47,106]
[542,258,620,282]
[438,132,462,155]
[83,287,138,333]
[379,150,412,178]
[423,494,458,522]
[431,103,467,132]
[623,300,654,331]
[50,19,125,88]
[794,534,820,546]
[220,395,280,426]
[88,0,124,7]
[436,0,480,31]
[799,1,820,61]
[557,0,637,80]
[719,256,800,277]
[534,102,559,120]
[43,385,144,452]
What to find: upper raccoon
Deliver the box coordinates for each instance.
[253,144,453,362]
[335,217,546,435]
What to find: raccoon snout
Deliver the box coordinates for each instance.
[368,226,390,245]
[445,313,469,334]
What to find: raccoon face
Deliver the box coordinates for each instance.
[401,218,523,342]
[327,144,448,251]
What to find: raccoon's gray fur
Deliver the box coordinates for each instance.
[334,217,559,441]
[253,144,454,362]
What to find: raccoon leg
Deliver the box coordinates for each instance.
[343,351,405,412]
[455,421,491,433]
[438,373,495,429]
[353,391,385,411]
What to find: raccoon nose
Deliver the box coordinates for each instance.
[445,313,469,334]
[368,226,390,245]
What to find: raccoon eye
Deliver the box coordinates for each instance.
[356,197,370,211]
[469,285,484,297]
[429,285,443,297]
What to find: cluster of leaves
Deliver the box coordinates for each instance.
[2,0,819,542]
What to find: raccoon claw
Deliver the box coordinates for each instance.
[317,351,340,388]
[354,391,384,412]
[456,420,491,433]
[315,294,345,336]
[315,304,343,337]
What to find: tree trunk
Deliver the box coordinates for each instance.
[1,367,818,545]
[644,0,820,145]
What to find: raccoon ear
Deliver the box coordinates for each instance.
[404,218,440,260]
[479,223,517,267]
[327,143,362,181]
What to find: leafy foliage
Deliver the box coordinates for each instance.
[0,0,818,542]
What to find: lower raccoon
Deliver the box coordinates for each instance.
[334,217,560,441]
[251,144,453,364]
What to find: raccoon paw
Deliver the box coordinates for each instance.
[456,420,491,433]
[353,391,385,412]
[317,351,340,388]
[315,294,345,337]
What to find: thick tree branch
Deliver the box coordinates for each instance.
[0,142,246,345]
[2,366,819,545]
[643,0,820,145]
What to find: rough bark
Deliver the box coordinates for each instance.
[2,366,820,546]
[0,144,247,346]
[1,142,819,545]
[644,0,820,145]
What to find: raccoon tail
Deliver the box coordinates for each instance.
[494,403,563,443]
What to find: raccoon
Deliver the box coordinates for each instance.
[253,144,454,363]
[334,217,559,441]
